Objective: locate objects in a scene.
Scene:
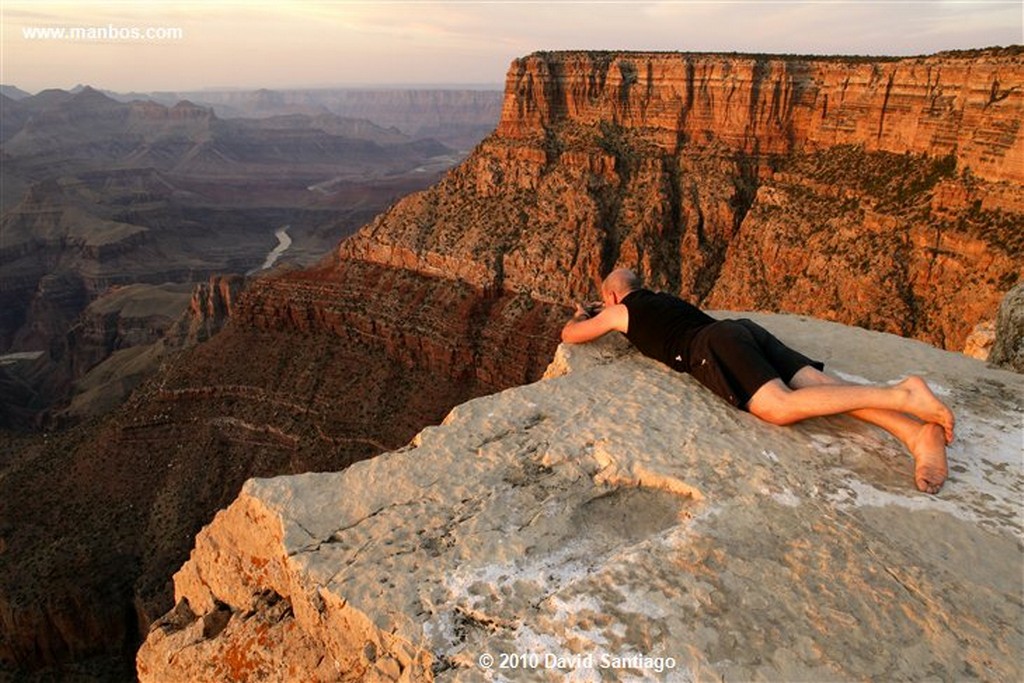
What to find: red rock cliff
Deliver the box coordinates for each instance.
[0,259,567,676]
[343,48,1023,349]
[498,51,1022,183]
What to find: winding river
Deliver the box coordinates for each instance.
[249,225,292,274]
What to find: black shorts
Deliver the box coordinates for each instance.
[687,319,824,409]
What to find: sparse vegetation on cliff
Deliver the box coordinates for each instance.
[785,145,958,211]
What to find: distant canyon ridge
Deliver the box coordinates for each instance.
[0,85,503,427]
[1,48,1021,679]
[138,87,503,150]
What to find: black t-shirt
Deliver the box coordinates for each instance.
[622,289,715,371]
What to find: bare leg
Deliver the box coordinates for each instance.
[747,372,955,444]
[786,367,948,493]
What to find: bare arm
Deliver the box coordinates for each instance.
[560,302,628,344]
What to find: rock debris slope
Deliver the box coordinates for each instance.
[138,313,1023,681]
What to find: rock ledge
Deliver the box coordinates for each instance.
[137,313,1023,682]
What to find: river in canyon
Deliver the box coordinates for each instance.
[248,225,292,274]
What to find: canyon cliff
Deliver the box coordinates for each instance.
[137,317,1024,682]
[0,259,566,677]
[344,48,1022,349]
[2,48,1021,678]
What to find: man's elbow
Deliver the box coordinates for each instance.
[562,323,598,345]
[560,322,585,344]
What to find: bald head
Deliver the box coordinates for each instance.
[602,268,641,302]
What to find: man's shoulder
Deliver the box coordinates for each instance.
[601,303,630,333]
[624,289,680,305]
[622,288,655,303]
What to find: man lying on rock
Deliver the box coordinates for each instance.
[561,268,953,494]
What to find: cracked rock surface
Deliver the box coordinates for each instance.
[137,313,1024,682]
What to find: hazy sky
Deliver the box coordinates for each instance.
[2,1,1021,93]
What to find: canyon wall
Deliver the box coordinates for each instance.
[0,259,567,675]
[496,51,1021,183]
[343,48,1022,349]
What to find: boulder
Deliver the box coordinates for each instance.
[989,283,1024,373]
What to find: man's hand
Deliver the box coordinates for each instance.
[572,301,603,321]
[561,300,626,344]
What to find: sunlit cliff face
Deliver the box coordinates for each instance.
[342,49,1023,350]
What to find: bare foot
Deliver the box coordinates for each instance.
[907,422,949,494]
[897,376,955,444]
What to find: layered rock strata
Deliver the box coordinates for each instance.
[54,282,195,420]
[67,283,194,377]
[343,49,1023,349]
[180,275,245,345]
[0,259,567,674]
[138,313,1024,681]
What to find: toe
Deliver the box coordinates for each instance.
[915,471,945,494]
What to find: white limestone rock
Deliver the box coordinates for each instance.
[137,313,1024,682]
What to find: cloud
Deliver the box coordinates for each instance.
[2,0,1019,91]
